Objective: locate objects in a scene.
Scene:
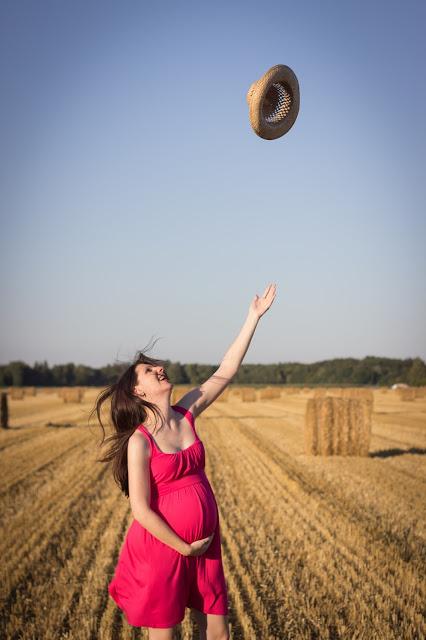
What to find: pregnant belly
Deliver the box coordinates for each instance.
[153,479,218,543]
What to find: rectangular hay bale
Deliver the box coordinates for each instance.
[304,396,372,456]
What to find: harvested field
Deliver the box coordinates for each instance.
[1,386,425,639]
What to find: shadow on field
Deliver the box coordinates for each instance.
[45,421,77,428]
[369,447,426,458]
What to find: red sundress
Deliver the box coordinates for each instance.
[108,404,229,628]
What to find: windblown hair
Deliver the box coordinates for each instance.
[90,340,169,498]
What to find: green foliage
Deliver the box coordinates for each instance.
[407,358,426,386]
[0,355,425,387]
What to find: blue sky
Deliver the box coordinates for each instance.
[1,0,425,368]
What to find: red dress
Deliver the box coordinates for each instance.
[108,404,229,628]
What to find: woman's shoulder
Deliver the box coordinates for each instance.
[130,425,152,456]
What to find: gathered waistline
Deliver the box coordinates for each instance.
[152,470,208,497]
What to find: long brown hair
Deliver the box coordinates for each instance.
[90,340,169,498]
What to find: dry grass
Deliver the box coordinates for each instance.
[0,385,425,639]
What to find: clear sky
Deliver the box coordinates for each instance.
[1,0,425,368]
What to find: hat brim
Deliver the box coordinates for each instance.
[247,64,300,140]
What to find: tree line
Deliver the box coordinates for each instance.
[1,356,426,387]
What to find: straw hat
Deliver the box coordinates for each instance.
[246,64,300,140]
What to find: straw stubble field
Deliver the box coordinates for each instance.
[0,387,425,640]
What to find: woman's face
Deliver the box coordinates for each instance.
[133,363,172,401]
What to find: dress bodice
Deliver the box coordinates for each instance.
[137,404,206,496]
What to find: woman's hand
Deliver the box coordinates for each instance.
[249,283,277,319]
[183,532,215,557]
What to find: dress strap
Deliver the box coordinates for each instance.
[137,424,156,456]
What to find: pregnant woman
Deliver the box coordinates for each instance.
[94,283,276,639]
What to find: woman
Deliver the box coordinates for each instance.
[93,283,277,639]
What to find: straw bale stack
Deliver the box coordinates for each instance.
[259,386,281,400]
[314,387,374,402]
[281,386,303,395]
[305,396,372,456]
[397,387,417,401]
[23,386,37,397]
[60,387,85,403]
[241,387,256,402]
[216,388,230,402]
[10,387,24,400]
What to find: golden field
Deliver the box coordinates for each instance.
[0,386,425,640]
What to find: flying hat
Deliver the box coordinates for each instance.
[246,64,300,140]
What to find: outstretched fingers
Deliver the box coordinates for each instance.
[262,282,277,299]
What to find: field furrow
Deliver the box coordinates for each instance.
[0,439,105,567]
[235,416,426,576]
[0,426,94,493]
[205,419,391,638]
[0,455,108,597]
[1,463,110,637]
[214,403,426,565]
[202,407,425,639]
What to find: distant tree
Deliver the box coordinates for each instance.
[7,361,32,386]
[167,361,188,384]
[75,364,95,385]
[0,355,423,387]
[185,363,200,384]
[51,363,76,386]
[407,357,426,386]
[33,360,53,386]
[275,366,286,384]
